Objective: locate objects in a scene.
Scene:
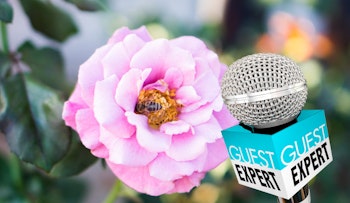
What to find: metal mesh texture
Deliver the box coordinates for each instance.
[221,53,308,128]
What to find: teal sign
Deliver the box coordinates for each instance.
[221,110,333,198]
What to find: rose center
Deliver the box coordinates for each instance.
[135,88,182,129]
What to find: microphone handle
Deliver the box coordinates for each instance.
[241,119,311,202]
[277,184,310,203]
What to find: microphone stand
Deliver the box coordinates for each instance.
[244,120,312,203]
[277,184,310,203]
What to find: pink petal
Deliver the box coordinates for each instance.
[102,34,147,79]
[211,94,224,112]
[170,36,222,78]
[194,56,223,83]
[62,85,87,130]
[62,101,79,129]
[78,44,112,106]
[123,34,148,58]
[91,144,109,158]
[168,172,206,194]
[164,68,184,89]
[166,132,207,161]
[160,120,192,135]
[130,39,195,85]
[179,103,213,126]
[126,112,172,152]
[94,75,135,138]
[106,162,175,196]
[101,43,130,79]
[75,109,108,158]
[180,99,207,113]
[149,148,210,182]
[149,153,196,181]
[194,57,212,79]
[101,130,157,166]
[213,105,239,129]
[170,36,207,57]
[203,50,223,78]
[176,86,201,107]
[115,68,151,112]
[201,139,229,171]
[193,117,223,143]
[107,26,152,44]
[193,71,220,103]
[143,79,168,92]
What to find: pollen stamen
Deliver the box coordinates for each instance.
[135,88,182,129]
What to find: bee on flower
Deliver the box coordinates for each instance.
[62,26,238,195]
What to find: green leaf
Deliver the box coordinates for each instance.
[0,74,70,171]
[0,83,6,119]
[0,52,10,118]
[0,0,13,23]
[19,0,78,42]
[0,154,87,203]
[0,50,11,79]
[17,41,71,93]
[65,0,106,11]
[50,131,97,177]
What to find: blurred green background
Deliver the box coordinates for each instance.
[1,0,350,202]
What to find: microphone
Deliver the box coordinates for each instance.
[221,53,307,130]
[220,53,333,202]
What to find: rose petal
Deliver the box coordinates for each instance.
[102,34,147,79]
[126,112,172,152]
[168,172,206,194]
[62,85,87,130]
[201,139,229,171]
[166,132,206,161]
[179,103,213,126]
[170,36,222,78]
[115,68,151,112]
[193,117,223,143]
[143,79,168,92]
[170,36,207,57]
[130,39,195,85]
[101,129,157,166]
[203,50,222,78]
[160,120,192,135]
[78,44,112,106]
[164,68,184,89]
[180,99,207,113]
[176,86,201,106]
[91,144,109,158]
[211,95,224,112]
[194,57,212,80]
[149,153,196,181]
[94,75,135,138]
[101,43,130,79]
[193,71,220,103]
[106,162,175,196]
[75,109,108,158]
[213,105,239,129]
[108,26,152,44]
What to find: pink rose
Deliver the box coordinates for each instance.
[62,26,238,195]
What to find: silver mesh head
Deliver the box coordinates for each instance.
[221,53,308,128]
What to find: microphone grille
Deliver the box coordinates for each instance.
[221,53,308,128]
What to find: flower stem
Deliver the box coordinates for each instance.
[1,22,10,54]
[103,179,123,203]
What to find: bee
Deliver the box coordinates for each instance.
[135,101,163,115]
[135,89,181,128]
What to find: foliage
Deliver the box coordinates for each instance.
[1,0,350,202]
[0,154,87,203]
[0,0,97,202]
